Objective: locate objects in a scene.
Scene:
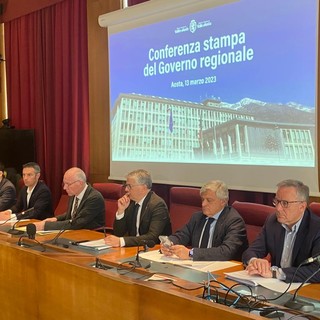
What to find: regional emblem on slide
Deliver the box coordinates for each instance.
[189,20,197,33]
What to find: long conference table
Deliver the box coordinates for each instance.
[0,221,319,320]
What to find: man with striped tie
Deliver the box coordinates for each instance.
[34,167,105,231]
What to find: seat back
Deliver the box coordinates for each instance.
[93,182,124,231]
[309,202,320,218]
[169,187,202,233]
[54,192,69,216]
[232,201,274,244]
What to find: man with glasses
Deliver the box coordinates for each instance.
[0,162,53,220]
[243,179,320,283]
[33,167,105,231]
[104,169,171,247]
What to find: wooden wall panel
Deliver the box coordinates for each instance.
[87,0,121,183]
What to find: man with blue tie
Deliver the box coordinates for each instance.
[161,180,248,261]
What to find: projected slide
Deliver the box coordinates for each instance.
[109,0,317,168]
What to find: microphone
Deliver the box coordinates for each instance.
[130,239,155,268]
[26,223,36,239]
[8,207,34,235]
[301,254,320,265]
[284,267,320,312]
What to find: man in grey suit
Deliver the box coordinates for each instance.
[161,180,248,261]
[34,167,105,231]
[105,169,171,247]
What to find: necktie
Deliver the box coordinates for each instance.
[200,217,214,248]
[130,203,140,236]
[71,197,79,219]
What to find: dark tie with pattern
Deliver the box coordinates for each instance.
[130,203,140,236]
[71,197,79,219]
[200,218,214,248]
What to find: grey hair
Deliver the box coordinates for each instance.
[23,162,41,174]
[276,179,309,202]
[127,169,152,189]
[73,168,87,182]
[200,180,229,201]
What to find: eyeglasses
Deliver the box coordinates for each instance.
[123,183,141,190]
[63,180,79,187]
[272,198,304,208]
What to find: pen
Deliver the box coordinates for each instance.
[70,240,90,245]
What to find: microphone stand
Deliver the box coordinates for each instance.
[17,223,46,252]
[129,245,144,268]
[284,266,320,312]
[129,241,152,269]
[7,207,35,235]
[8,219,25,235]
[50,228,67,245]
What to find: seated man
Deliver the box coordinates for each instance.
[0,162,16,212]
[105,169,171,247]
[161,180,248,261]
[34,167,105,231]
[0,162,53,220]
[243,179,320,283]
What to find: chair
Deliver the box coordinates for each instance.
[54,191,69,216]
[309,202,320,218]
[169,187,202,233]
[232,201,275,244]
[92,182,124,232]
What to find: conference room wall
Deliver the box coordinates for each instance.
[86,0,320,205]
[1,0,318,205]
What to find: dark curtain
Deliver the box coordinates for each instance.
[4,0,90,206]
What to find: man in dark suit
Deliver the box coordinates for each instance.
[0,162,16,212]
[0,162,53,220]
[243,179,320,283]
[105,169,171,247]
[34,167,105,231]
[160,180,248,261]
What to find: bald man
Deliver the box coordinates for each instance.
[34,167,105,231]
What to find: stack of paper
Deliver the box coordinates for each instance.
[77,239,111,251]
[224,270,305,293]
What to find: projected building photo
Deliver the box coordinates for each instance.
[111,93,315,167]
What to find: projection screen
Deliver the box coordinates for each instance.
[99,0,319,195]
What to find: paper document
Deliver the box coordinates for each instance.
[37,230,66,235]
[224,270,307,293]
[77,239,111,251]
[139,250,240,272]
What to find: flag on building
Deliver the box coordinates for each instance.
[168,108,173,133]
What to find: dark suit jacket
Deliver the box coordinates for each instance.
[44,184,105,230]
[242,209,320,283]
[169,206,248,261]
[0,178,16,211]
[113,191,171,247]
[11,181,53,220]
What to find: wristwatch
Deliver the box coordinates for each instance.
[189,248,194,259]
[270,266,278,279]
